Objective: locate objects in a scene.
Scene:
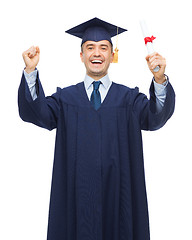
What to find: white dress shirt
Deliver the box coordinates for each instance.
[84,74,112,102]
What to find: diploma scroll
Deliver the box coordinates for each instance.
[140,20,160,72]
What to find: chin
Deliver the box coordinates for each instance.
[90,69,105,77]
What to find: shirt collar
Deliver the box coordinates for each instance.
[84,74,111,90]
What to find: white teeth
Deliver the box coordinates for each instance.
[91,60,102,63]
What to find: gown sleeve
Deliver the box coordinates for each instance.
[132,77,175,131]
[18,71,60,131]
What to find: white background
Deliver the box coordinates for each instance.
[0,0,191,239]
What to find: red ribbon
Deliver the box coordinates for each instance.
[144,36,156,44]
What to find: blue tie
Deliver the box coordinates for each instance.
[91,81,101,110]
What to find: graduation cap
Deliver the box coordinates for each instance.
[65,17,127,63]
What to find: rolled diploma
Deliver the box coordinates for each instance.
[140,20,160,72]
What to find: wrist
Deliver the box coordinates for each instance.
[154,74,167,84]
[25,66,36,74]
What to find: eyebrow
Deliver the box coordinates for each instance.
[85,43,109,48]
[100,44,109,48]
[85,44,94,48]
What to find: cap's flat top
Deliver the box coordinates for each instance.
[65,17,127,44]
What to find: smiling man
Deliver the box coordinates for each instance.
[18,18,175,240]
[80,40,113,80]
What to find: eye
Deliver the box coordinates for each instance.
[86,45,94,51]
[101,46,108,51]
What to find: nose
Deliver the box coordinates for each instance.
[93,46,100,57]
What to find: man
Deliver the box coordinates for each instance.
[18,18,175,240]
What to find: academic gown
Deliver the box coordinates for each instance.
[18,72,175,240]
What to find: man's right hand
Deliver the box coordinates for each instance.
[22,46,40,74]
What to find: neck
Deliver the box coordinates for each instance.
[86,72,108,81]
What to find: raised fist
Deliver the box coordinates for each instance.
[22,46,40,73]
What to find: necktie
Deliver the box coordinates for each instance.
[91,81,101,110]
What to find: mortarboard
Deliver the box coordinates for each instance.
[65,17,127,63]
[65,17,127,45]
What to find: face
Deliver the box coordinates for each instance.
[80,40,114,80]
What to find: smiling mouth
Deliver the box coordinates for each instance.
[91,60,103,64]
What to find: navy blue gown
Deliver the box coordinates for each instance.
[18,72,175,240]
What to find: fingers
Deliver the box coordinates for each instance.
[146,52,161,62]
[150,58,161,70]
[145,52,167,82]
[35,46,40,55]
[22,46,40,73]
[146,52,166,70]
[22,46,40,59]
[146,52,165,62]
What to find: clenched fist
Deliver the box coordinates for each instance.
[22,46,40,74]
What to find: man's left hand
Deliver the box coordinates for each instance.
[146,52,166,84]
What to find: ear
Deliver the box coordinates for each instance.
[110,52,114,63]
[80,52,84,63]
